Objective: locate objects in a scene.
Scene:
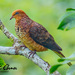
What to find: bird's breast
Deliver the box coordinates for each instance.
[15,21,48,52]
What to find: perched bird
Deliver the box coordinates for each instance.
[10,9,72,66]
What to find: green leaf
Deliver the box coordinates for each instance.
[0,57,6,67]
[66,65,75,75]
[57,53,75,65]
[58,58,71,64]
[67,52,75,59]
[58,58,66,62]
[50,64,62,74]
[58,11,75,30]
[66,8,75,11]
[62,60,71,64]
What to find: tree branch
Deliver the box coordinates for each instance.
[0,20,19,43]
[0,20,61,75]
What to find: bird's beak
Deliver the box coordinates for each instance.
[10,16,13,20]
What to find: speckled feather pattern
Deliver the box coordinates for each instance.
[15,17,48,52]
[13,9,62,52]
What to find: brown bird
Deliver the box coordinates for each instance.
[10,9,72,66]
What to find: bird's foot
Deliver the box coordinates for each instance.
[28,50,36,58]
[14,46,20,55]
[20,45,27,48]
[14,44,27,54]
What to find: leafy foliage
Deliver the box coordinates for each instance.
[66,8,75,11]
[50,52,75,74]
[50,64,62,74]
[56,9,75,74]
[58,8,75,30]
[0,57,6,67]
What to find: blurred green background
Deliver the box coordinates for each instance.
[0,0,75,75]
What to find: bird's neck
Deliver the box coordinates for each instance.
[15,16,32,26]
[15,15,28,23]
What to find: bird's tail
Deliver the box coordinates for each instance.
[53,50,72,66]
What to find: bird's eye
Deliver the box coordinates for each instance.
[15,12,19,15]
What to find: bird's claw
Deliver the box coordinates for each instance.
[28,51,36,58]
[20,45,27,48]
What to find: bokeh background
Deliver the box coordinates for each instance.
[0,0,75,75]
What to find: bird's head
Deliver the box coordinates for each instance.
[10,9,27,20]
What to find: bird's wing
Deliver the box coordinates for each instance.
[29,23,62,51]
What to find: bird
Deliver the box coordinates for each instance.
[10,9,72,66]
